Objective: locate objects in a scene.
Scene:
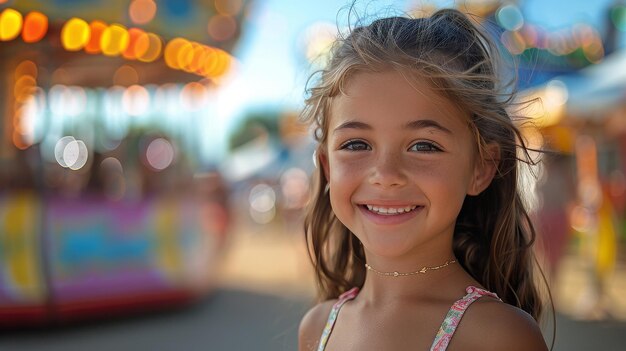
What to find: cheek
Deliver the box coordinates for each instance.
[408,158,473,194]
[328,155,368,182]
[327,156,366,215]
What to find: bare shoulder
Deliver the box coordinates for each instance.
[298,299,336,351]
[454,297,548,351]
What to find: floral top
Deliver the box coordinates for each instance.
[317,286,500,351]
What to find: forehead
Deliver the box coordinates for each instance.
[329,70,469,130]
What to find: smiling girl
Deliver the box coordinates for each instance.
[298,8,549,351]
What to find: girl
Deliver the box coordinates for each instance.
[298,8,549,351]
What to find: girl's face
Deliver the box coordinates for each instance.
[321,70,496,262]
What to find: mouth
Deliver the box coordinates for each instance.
[362,204,421,216]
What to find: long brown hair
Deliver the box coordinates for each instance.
[301,8,546,321]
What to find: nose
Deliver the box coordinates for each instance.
[368,152,407,188]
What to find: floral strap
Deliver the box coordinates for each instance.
[317,287,360,351]
[430,286,500,351]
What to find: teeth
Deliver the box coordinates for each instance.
[366,204,417,215]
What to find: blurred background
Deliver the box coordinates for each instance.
[0,0,625,350]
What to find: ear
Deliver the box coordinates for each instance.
[318,148,330,182]
[468,143,500,196]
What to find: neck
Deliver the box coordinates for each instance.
[359,263,472,305]
[357,248,476,304]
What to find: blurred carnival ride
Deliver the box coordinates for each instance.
[0,0,250,327]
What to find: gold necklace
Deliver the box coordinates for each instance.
[365,259,456,277]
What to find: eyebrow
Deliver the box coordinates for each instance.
[404,119,453,134]
[333,119,453,135]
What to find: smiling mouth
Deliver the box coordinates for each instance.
[364,204,420,215]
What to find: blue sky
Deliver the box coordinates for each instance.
[215,0,617,128]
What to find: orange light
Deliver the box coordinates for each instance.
[113,65,139,86]
[164,37,190,69]
[85,20,107,54]
[137,33,162,62]
[214,0,243,16]
[129,0,157,25]
[201,48,219,77]
[583,39,604,64]
[177,41,196,72]
[187,43,207,73]
[0,8,23,41]
[61,17,90,51]
[123,28,148,59]
[101,24,129,56]
[15,60,37,79]
[22,11,47,43]
[14,75,37,102]
[204,49,230,78]
[13,132,30,150]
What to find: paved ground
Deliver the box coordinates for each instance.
[0,288,308,351]
[0,219,624,350]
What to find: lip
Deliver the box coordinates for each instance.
[358,204,423,225]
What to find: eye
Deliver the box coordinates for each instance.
[409,141,442,153]
[340,139,371,151]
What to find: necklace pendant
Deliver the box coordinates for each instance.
[393,271,399,277]
[419,267,427,273]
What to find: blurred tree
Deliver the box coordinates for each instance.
[228,110,281,150]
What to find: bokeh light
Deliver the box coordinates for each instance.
[85,20,107,54]
[280,168,310,210]
[145,138,175,171]
[48,85,87,117]
[123,28,148,60]
[583,39,605,63]
[214,0,243,16]
[164,37,190,69]
[188,43,208,73]
[164,37,232,78]
[54,136,76,167]
[180,82,208,111]
[0,8,23,41]
[496,4,524,31]
[15,60,37,79]
[203,48,231,78]
[520,25,539,48]
[64,139,89,170]
[545,79,569,107]
[100,24,130,56]
[13,75,37,102]
[12,131,29,149]
[21,11,48,43]
[51,68,70,85]
[611,5,626,31]
[129,0,157,25]
[501,30,526,55]
[207,14,237,42]
[61,18,90,51]
[137,33,162,62]
[122,84,150,116]
[249,184,276,224]
[300,22,337,64]
[14,104,36,145]
[19,88,45,146]
[54,136,89,170]
[113,65,139,86]
[177,41,198,72]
